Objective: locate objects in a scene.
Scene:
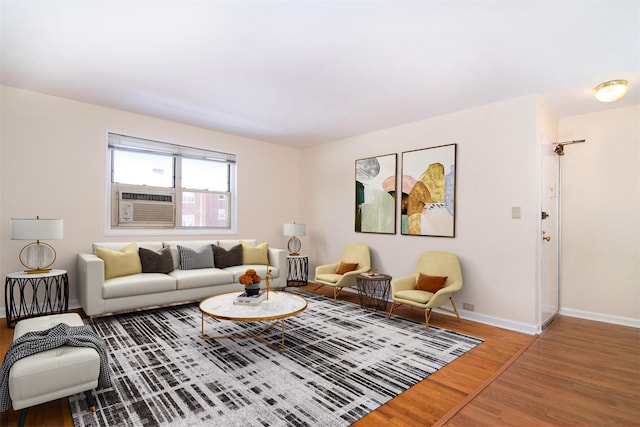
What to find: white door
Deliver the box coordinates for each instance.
[540,135,560,329]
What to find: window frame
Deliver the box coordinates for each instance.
[105,133,238,236]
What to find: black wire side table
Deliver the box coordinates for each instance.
[356,273,392,311]
[286,255,309,287]
[5,269,69,328]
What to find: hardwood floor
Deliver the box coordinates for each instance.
[1,285,638,427]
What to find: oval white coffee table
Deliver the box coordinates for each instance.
[199,291,307,352]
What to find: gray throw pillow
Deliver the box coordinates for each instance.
[139,246,174,273]
[178,244,215,270]
[211,244,243,268]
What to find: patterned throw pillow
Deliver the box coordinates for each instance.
[139,246,174,274]
[178,245,214,270]
[415,273,448,293]
[240,241,269,265]
[95,242,142,279]
[211,244,243,268]
[336,262,359,275]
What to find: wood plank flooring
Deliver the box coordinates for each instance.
[1,284,637,426]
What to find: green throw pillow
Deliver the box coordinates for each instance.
[96,242,142,280]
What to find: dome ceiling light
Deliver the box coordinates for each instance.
[593,79,629,103]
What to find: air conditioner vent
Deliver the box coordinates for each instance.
[121,192,173,203]
[118,191,175,226]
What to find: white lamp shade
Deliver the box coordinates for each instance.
[11,218,64,240]
[283,223,306,237]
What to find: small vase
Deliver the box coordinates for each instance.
[244,283,260,296]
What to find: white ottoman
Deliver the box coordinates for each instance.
[9,313,100,426]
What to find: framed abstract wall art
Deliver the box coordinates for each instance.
[355,153,397,234]
[401,144,457,237]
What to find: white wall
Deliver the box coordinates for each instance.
[3,85,636,331]
[301,95,542,332]
[0,86,301,308]
[559,105,640,326]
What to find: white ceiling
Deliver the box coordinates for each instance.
[1,1,638,148]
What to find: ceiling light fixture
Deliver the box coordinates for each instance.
[593,79,629,103]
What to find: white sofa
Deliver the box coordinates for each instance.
[77,239,286,318]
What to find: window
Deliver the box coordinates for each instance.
[108,133,236,231]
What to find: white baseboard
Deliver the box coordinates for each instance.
[455,309,539,335]
[341,287,541,335]
[560,307,640,328]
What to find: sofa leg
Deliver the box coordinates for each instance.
[85,390,98,412]
[18,408,29,427]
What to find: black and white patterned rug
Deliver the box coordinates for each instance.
[69,290,482,427]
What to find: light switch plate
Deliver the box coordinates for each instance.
[512,207,521,219]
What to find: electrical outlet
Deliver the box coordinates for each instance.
[463,303,474,312]
[512,207,521,219]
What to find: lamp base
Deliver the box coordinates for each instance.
[25,268,52,275]
[287,237,302,256]
[18,242,56,273]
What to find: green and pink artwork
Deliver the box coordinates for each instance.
[355,153,397,234]
[401,144,457,237]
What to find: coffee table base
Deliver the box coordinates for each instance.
[201,315,287,352]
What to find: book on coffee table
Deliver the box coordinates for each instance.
[234,291,267,305]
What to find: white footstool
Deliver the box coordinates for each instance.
[9,313,101,427]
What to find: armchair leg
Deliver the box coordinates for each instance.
[425,308,433,331]
[387,302,396,319]
[332,287,346,303]
[449,298,461,321]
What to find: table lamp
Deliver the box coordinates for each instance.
[283,222,306,256]
[10,216,64,274]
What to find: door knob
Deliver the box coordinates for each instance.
[543,235,551,242]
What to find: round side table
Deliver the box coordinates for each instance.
[5,269,69,328]
[356,273,392,311]
[286,255,309,287]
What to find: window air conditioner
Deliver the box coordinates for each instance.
[118,191,175,226]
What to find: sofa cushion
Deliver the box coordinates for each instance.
[169,268,234,290]
[103,273,176,299]
[218,239,255,250]
[211,244,243,268]
[93,241,164,253]
[225,265,279,283]
[241,241,269,265]
[178,245,215,270]
[163,241,217,270]
[139,247,174,274]
[415,273,448,293]
[95,243,142,280]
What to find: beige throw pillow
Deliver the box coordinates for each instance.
[241,241,269,265]
[96,242,142,279]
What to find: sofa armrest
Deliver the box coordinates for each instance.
[268,247,287,287]
[77,253,106,316]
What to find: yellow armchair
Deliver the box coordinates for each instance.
[387,251,463,330]
[314,243,371,302]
